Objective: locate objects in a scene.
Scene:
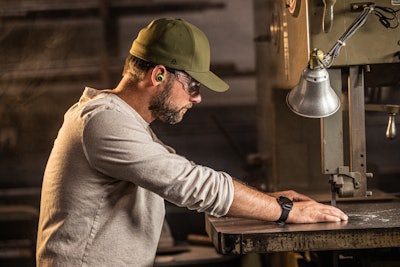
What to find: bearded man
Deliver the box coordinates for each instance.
[36,18,347,267]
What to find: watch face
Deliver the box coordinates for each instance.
[278,196,293,206]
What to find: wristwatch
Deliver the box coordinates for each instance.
[275,196,293,224]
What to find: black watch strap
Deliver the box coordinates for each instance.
[275,196,293,224]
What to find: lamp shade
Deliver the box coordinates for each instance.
[286,67,341,118]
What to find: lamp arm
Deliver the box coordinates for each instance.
[321,5,374,68]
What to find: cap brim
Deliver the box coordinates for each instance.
[186,70,229,92]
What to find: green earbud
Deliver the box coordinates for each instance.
[156,74,164,82]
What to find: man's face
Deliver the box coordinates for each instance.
[148,75,193,124]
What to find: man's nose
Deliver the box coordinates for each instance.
[190,93,202,104]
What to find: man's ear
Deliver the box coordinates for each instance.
[151,65,167,85]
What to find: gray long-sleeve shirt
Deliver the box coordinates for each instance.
[36,87,234,266]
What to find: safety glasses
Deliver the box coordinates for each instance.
[172,71,201,97]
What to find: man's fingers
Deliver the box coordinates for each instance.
[320,206,348,222]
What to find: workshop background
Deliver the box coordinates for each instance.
[0,0,399,266]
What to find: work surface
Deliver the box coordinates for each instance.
[206,200,400,254]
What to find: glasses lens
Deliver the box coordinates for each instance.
[187,81,200,95]
[175,71,201,96]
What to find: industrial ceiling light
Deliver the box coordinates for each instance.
[286,3,381,118]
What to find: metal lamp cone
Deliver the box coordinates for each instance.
[286,66,341,118]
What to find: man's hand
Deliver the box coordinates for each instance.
[287,200,348,223]
[269,190,348,223]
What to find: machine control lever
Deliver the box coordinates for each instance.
[386,112,397,139]
[365,104,399,140]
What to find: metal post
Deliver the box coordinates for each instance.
[347,66,369,197]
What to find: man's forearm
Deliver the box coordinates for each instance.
[226,179,281,221]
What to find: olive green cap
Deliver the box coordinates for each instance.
[130,18,229,92]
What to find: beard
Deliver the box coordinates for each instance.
[149,78,191,124]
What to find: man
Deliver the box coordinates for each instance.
[36,18,347,266]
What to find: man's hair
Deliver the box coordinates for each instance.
[122,55,154,82]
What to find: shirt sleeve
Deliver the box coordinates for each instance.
[82,108,234,217]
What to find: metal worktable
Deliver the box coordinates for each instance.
[206,200,400,254]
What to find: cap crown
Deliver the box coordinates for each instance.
[130,18,210,72]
